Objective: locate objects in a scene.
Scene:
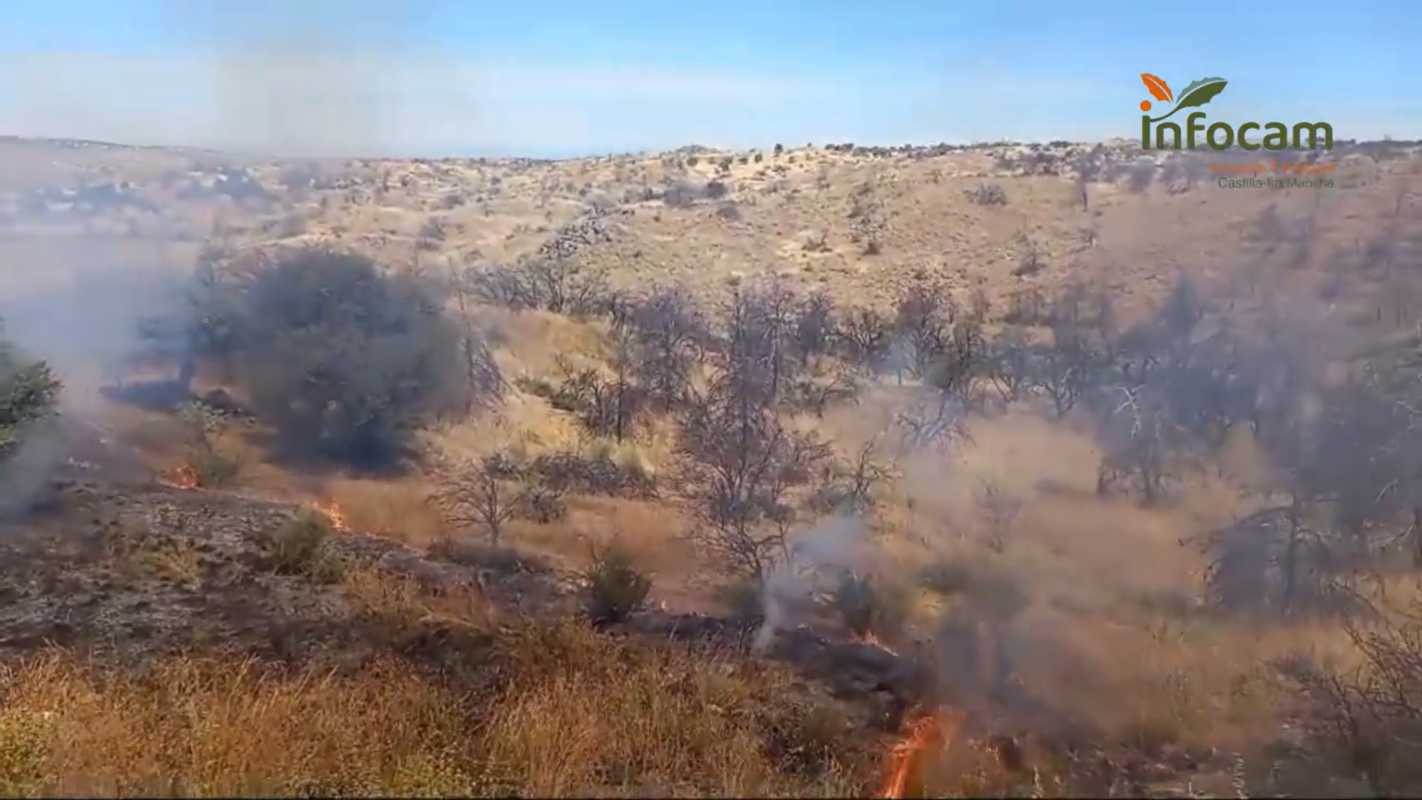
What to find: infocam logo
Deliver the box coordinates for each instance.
[1138,73,1333,151]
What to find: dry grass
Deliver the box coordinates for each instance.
[323,476,447,545]
[341,565,496,632]
[0,653,488,797]
[0,622,872,798]
[482,622,868,797]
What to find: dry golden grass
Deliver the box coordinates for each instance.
[0,623,872,798]
[0,653,487,797]
[482,622,868,797]
[322,476,447,545]
[341,564,496,632]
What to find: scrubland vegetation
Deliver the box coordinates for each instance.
[4,136,1422,796]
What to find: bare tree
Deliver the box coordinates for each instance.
[1029,324,1098,418]
[811,438,896,516]
[449,261,505,416]
[678,386,831,580]
[837,307,891,371]
[629,286,707,410]
[794,291,837,365]
[986,327,1035,405]
[430,453,526,546]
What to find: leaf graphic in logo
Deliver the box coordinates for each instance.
[1148,76,1228,122]
[1140,73,1173,102]
[1173,77,1228,110]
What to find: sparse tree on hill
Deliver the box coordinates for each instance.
[430,452,526,546]
[0,321,61,457]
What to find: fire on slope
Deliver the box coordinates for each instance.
[155,458,350,535]
[310,498,350,532]
[858,630,899,656]
[157,462,200,490]
[878,708,966,799]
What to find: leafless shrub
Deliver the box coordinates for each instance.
[540,352,643,442]
[1011,233,1048,277]
[1278,599,1422,793]
[975,478,1023,553]
[464,259,610,316]
[963,182,1008,206]
[809,439,895,516]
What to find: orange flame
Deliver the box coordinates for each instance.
[860,630,899,656]
[158,463,200,490]
[878,710,964,799]
[310,499,350,532]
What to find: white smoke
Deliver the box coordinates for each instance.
[753,515,868,651]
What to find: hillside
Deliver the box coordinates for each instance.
[3,135,1422,797]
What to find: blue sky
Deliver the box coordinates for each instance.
[1,0,1417,157]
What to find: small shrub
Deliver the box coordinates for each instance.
[832,571,910,640]
[582,543,652,624]
[716,201,742,222]
[975,478,1022,553]
[704,180,729,199]
[801,229,831,253]
[268,512,335,578]
[190,448,241,487]
[662,181,699,208]
[528,449,657,499]
[963,182,1008,206]
[521,478,568,524]
[1011,234,1047,277]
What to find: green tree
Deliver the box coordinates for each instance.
[0,321,61,456]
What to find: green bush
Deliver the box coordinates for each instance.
[196,249,469,467]
[0,324,61,456]
[582,543,652,624]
